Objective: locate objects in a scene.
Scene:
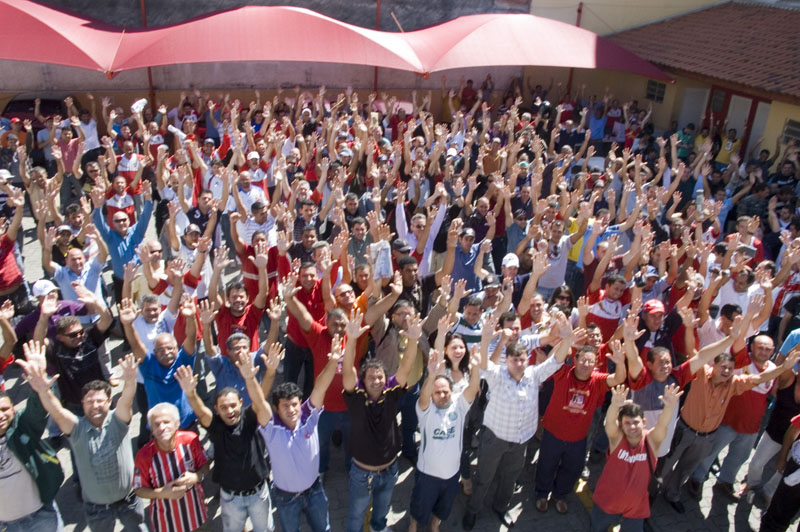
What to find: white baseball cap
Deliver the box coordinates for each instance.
[32,279,58,297]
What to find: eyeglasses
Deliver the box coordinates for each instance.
[336,289,354,297]
[556,295,571,302]
[63,329,85,339]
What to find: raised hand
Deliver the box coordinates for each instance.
[0,300,14,321]
[179,296,196,318]
[119,353,139,382]
[39,291,59,317]
[118,298,139,325]
[197,299,218,326]
[263,342,285,373]
[174,365,198,393]
[345,308,370,340]
[622,312,645,341]
[427,349,445,377]
[266,298,285,321]
[18,341,57,393]
[123,261,140,284]
[610,384,630,408]
[281,272,300,299]
[606,341,626,367]
[659,382,683,409]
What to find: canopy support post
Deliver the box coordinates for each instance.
[373,0,381,92]
[565,1,583,96]
[140,0,156,107]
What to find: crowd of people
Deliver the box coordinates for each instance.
[0,74,799,532]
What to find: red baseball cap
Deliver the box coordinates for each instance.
[9,117,20,123]
[642,299,665,314]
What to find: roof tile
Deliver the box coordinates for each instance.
[609,1,800,98]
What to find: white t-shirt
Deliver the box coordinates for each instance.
[80,118,100,151]
[415,394,472,479]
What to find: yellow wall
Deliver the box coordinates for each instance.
[761,100,800,148]
[530,0,720,36]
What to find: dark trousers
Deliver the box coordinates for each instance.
[467,427,527,514]
[760,460,800,532]
[398,381,421,458]
[284,338,314,399]
[534,429,588,501]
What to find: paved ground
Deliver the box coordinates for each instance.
[9,213,799,531]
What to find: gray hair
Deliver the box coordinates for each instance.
[147,402,180,428]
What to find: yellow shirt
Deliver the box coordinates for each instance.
[715,137,741,165]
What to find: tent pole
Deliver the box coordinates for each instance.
[565,1,583,96]
[373,0,381,92]
[140,0,156,107]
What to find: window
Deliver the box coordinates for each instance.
[710,89,726,113]
[782,119,800,144]
[645,80,666,103]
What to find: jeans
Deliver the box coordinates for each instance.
[590,505,644,532]
[83,492,147,532]
[220,482,274,532]
[346,461,399,532]
[317,410,350,474]
[534,430,588,501]
[410,470,459,525]
[691,424,757,484]
[1,502,63,532]
[271,478,330,532]
[747,432,783,496]
[398,381,421,458]
[284,338,315,400]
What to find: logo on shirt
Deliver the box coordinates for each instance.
[433,427,456,440]
[617,449,647,464]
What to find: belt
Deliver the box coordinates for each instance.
[680,417,717,437]
[353,459,396,474]
[272,477,321,499]
[223,479,266,498]
[86,491,136,510]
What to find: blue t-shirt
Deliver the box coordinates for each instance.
[451,243,483,293]
[779,329,800,372]
[140,348,197,428]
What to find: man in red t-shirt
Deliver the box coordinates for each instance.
[534,345,627,514]
[0,189,30,315]
[207,244,268,357]
[591,383,681,531]
[586,274,632,341]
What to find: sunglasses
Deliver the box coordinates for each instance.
[556,295,571,301]
[63,329,85,339]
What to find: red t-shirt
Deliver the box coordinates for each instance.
[593,433,655,518]
[721,347,776,434]
[302,321,354,412]
[724,234,764,268]
[215,304,264,357]
[542,366,610,442]
[105,187,136,225]
[286,280,326,348]
[116,153,145,194]
[583,255,624,296]
[0,235,23,291]
[792,413,800,429]
[586,287,631,342]
[237,245,284,304]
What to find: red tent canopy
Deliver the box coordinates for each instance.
[403,13,670,80]
[111,6,425,73]
[0,1,669,81]
[0,0,123,72]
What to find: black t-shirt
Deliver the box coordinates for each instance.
[46,325,110,405]
[397,273,438,318]
[343,376,406,466]
[186,207,213,234]
[206,407,268,491]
